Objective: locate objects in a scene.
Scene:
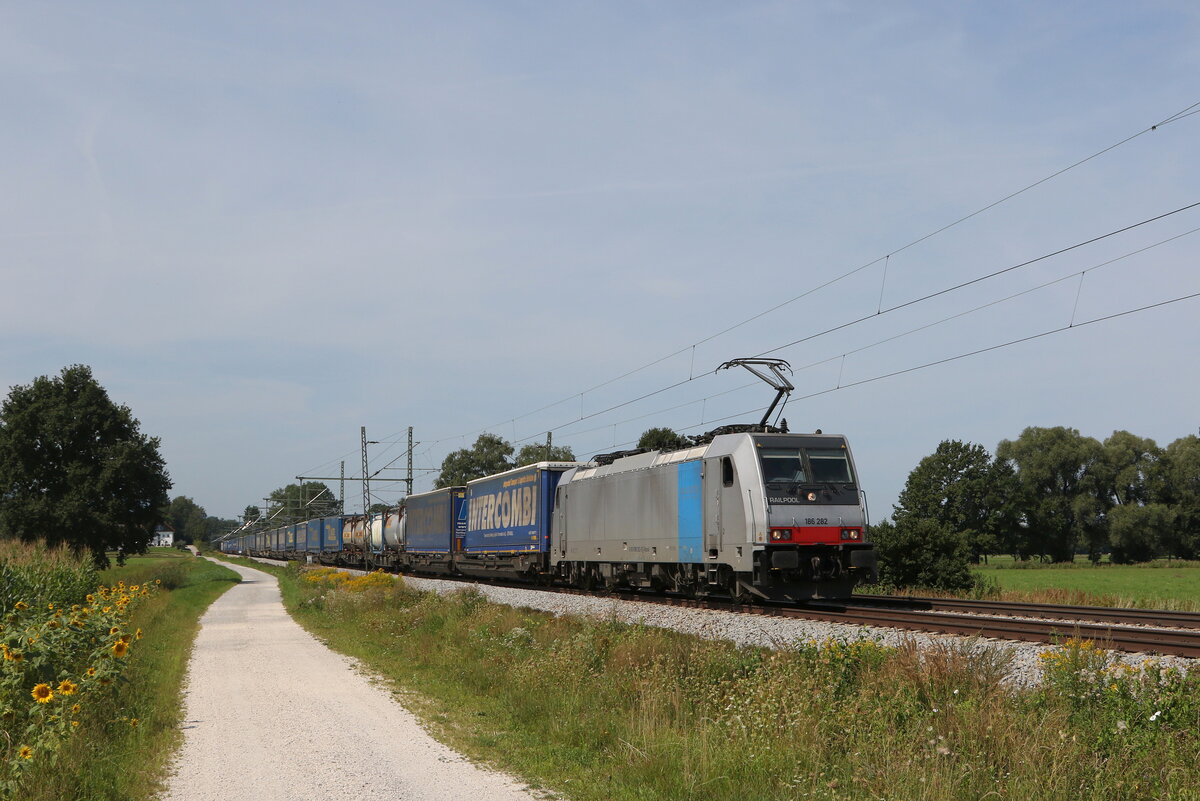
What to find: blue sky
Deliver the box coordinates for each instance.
[3,2,1198,522]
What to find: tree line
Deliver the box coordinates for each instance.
[873,426,1200,590]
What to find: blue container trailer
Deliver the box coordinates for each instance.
[405,488,466,554]
[463,463,573,555]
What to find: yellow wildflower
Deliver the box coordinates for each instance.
[14,602,28,611]
[57,679,78,696]
[86,666,97,677]
[135,628,143,640]
[129,718,139,728]
[111,640,129,658]
[31,683,53,703]
[71,703,81,714]
[71,720,80,727]
[18,745,32,760]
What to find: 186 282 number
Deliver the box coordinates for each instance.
[804,518,829,525]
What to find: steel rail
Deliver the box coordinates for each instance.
[851,595,1200,629]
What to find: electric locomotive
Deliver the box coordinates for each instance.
[552,429,875,601]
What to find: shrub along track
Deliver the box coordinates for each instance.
[254,558,1200,658]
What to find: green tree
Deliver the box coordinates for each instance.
[1108,503,1173,563]
[267,482,340,521]
[0,365,171,567]
[996,426,1105,562]
[513,443,576,467]
[243,504,261,522]
[435,434,515,488]
[637,427,691,452]
[869,518,975,591]
[892,440,1018,562]
[164,495,208,545]
[203,515,240,544]
[1156,435,1200,559]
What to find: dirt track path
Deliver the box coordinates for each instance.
[164,560,540,801]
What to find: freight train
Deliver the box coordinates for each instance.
[223,428,876,601]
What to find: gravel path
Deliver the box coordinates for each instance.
[164,560,541,801]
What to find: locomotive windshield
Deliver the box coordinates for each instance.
[760,450,807,483]
[808,449,853,483]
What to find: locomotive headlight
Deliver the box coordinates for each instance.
[770,529,785,541]
[806,492,817,501]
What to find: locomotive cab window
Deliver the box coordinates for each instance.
[759,449,806,484]
[808,449,854,484]
[722,457,734,487]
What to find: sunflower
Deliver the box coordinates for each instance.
[71,720,80,727]
[86,594,95,604]
[155,579,161,585]
[10,651,23,663]
[46,620,59,629]
[57,679,78,696]
[14,602,28,611]
[135,628,143,640]
[31,683,53,703]
[86,666,97,677]
[128,718,139,728]
[129,585,139,592]
[18,745,32,760]
[120,634,131,644]
[111,641,129,658]
[71,703,81,714]
[109,627,121,635]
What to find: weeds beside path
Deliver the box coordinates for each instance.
[220,557,1200,801]
[6,550,239,801]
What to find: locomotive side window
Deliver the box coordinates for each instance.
[808,449,854,483]
[760,449,806,484]
[722,457,734,487]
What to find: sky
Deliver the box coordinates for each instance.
[2,1,1198,524]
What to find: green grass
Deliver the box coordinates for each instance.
[14,553,240,801]
[972,557,1200,609]
[218,557,1200,801]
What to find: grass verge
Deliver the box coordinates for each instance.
[12,553,240,801]
[220,557,1200,801]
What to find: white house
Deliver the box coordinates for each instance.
[150,524,175,547]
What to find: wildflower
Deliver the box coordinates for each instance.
[86,667,97,677]
[47,603,54,610]
[109,627,121,635]
[111,640,129,658]
[14,601,28,610]
[86,594,95,604]
[129,718,139,728]
[10,651,23,663]
[155,579,161,585]
[31,683,54,703]
[135,628,143,640]
[71,720,80,727]
[18,745,32,760]
[46,619,60,629]
[1150,710,1162,722]
[57,679,78,696]
[130,585,139,592]
[103,606,112,613]
[71,703,81,714]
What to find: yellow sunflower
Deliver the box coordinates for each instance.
[18,745,32,760]
[111,641,129,658]
[31,683,53,704]
[14,601,28,611]
[135,628,143,640]
[57,679,78,696]
[86,666,97,677]
[71,703,81,714]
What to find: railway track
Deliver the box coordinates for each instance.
[851,594,1200,629]
[245,556,1200,658]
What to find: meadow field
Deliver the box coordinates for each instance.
[972,556,1200,609]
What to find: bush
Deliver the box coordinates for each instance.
[871,518,976,592]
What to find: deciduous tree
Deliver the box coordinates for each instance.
[435,434,515,488]
[637,427,690,452]
[0,365,171,566]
